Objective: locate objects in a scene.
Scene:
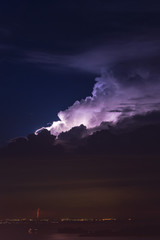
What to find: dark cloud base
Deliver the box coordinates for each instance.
[0,111,160,219]
[1,110,160,157]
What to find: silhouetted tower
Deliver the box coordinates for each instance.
[36,208,40,220]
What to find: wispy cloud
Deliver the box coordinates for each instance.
[24,39,160,75]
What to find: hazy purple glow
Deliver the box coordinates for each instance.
[35,72,160,136]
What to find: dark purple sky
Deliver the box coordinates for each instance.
[0,0,160,219]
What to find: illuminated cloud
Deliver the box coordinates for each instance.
[35,69,160,137]
[31,38,160,137]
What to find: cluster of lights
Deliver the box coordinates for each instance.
[0,217,134,224]
[60,218,117,222]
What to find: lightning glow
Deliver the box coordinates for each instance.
[35,71,160,137]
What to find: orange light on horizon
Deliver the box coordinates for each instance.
[36,208,40,219]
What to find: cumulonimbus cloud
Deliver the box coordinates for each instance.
[33,38,160,137]
[35,69,160,137]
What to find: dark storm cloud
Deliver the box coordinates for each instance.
[0,129,64,158]
[49,111,160,155]
[58,124,87,143]
[1,110,160,157]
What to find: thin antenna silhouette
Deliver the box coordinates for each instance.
[36,208,40,220]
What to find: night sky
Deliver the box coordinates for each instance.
[1,0,160,219]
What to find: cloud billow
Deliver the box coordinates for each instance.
[35,70,160,137]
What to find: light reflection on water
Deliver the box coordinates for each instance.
[1,232,160,240]
[34,234,160,240]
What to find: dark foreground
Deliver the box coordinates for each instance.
[0,220,160,240]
